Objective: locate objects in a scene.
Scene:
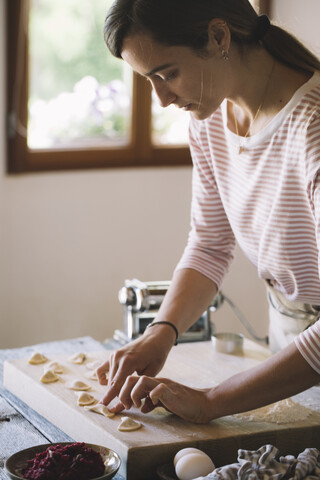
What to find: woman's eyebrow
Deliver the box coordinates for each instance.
[145,63,174,77]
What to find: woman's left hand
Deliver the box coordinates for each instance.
[107,375,212,424]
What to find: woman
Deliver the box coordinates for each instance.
[97,0,320,423]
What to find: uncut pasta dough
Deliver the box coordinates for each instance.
[233,398,314,424]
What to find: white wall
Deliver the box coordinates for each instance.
[271,0,320,57]
[7,0,320,349]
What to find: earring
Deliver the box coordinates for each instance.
[222,49,229,61]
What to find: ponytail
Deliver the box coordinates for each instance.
[261,25,320,75]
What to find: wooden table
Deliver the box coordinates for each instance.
[2,336,320,480]
[0,336,124,480]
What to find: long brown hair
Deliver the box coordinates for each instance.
[104,0,320,74]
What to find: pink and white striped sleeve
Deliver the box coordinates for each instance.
[175,118,235,288]
[295,321,320,375]
[305,112,320,280]
[296,115,320,374]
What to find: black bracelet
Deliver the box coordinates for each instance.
[146,321,179,346]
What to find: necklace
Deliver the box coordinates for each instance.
[233,59,275,154]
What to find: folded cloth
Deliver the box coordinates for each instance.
[292,448,320,479]
[195,445,320,480]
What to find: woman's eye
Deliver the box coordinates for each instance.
[150,71,178,84]
[164,71,177,82]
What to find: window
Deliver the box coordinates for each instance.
[6,0,270,173]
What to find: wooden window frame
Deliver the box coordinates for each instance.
[6,0,271,174]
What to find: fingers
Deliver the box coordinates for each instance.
[101,374,162,412]
[100,371,196,422]
[96,353,128,389]
[96,359,110,386]
[99,378,125,406]
[140,395,157,414]
[97,350,128,387]
[107,350,123,386]
[149,383,176,411]
[99,354,138,406]
[116,375,141,409]
[116,375,170,413]
[99,363,208,423]
[108,400,126,414]
[126,376,161,409]
[128,376,202,422]
[98,334,170,410]
[99,374,146,411]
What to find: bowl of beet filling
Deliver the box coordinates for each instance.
[5,442,121,480]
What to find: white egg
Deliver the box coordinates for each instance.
[174,448,210,467]
[175,452,215,480]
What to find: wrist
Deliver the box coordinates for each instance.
[146,320,179,345]
[205,386,228,421]
[144,320,178,347]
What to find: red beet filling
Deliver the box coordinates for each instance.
[23,442,105,480]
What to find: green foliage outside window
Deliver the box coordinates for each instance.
[28,0,130,147]
[29,0,120,100]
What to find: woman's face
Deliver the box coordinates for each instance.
[121,30,231,121]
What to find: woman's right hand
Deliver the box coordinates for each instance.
[97,269,218,411]
[97,323,175,410]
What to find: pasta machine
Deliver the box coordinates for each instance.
[114,278,268,345]
[114,278,218,344]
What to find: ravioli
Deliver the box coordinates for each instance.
[118,416,142,432]
[29,352,48,365]
[44,361,64,374]
[68,380,91,391]
[68,352,86,364]
[40,370,59,384]
[84,403,115,418]
[76,391,96,406]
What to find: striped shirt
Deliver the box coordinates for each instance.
[176,72,320,374]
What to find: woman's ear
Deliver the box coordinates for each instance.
[207,18,231,56]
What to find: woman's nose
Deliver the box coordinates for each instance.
[152,82,176,108]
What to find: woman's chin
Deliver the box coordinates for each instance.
[191,110,211,120]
